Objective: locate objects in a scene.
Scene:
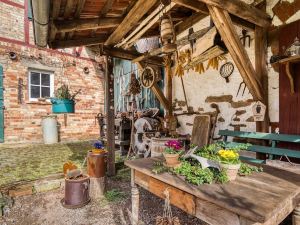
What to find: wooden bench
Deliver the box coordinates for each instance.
[219,130,300,164]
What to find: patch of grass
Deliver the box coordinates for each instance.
[112,168,131,181]
[104,189,126,202]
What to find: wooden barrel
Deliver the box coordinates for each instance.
[150,138,178,157]
[160,16,173,41]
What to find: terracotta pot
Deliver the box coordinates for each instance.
[163,153,180,166]
[220,163,241,181]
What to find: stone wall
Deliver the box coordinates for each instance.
[0,0,105,143]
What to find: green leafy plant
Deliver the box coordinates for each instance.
[239,163,263,176]
[54,84,81,100]
[104,189,126,202]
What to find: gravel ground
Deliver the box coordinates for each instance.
[0,169,206,225]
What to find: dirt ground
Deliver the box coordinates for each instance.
[0,169,206,225]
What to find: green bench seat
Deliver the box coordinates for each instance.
[218,130,300,163]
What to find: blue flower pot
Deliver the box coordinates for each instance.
[51,98,75,113]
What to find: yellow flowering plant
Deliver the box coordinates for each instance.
[218,149,240,165]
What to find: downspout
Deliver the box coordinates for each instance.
[31,0,50,48]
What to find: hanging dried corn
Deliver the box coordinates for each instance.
[206,55,226,70]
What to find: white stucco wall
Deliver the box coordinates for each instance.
[172,0,300,136]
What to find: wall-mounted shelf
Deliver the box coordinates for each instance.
[275,55,300,94]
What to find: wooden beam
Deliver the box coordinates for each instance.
[74,0,85,18]
[198,0,270,28]
[51,36,107,49]
[104,0,157,46]
[55,18,122,33]
[49,0,62,42]
[100,46,163,66]
[255,25,269,132]
[208,6,263,100]
[105,55,115,176]
[173,0,255,33]
[63,0,74,18]
[123,2,176,49]
[175,12,207,34]
[164,55,173,115]
[132,47,163,63]
[99,0,115,16]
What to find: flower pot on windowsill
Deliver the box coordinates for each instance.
[51,98,75,114]
[163,153,180,167]
[220,163,241,181]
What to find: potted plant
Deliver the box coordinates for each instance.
[51,84,80,113]
[91,141,107,154]
[217,149,241,181]
[163,140,183,167]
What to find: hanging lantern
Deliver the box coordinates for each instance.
[160,14,177,54]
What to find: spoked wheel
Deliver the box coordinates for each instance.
[141,67,156,88]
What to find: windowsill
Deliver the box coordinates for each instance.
[26,100,52,105]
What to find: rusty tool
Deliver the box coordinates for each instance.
[240,29,251,47]
[236,81,247,97]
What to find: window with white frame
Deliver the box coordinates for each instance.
[28,70,54,101]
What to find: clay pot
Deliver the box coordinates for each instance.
[220,163,241,181]
[163,153,180,166]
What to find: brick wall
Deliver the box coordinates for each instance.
[0,0,105,143]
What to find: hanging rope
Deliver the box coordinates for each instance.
[156,188,181,225]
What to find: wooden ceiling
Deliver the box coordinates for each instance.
[47,0,271,50]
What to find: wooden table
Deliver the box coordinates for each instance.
[125,157,300,225]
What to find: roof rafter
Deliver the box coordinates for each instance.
[104,0,158,46]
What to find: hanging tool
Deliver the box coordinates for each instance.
[219,62,234,83]
[240,29,251,47]
[236,81,247,97]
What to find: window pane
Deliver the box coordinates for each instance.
[31,85,40,98]
[30,72,40,85]
[41,73,50,86]
[41,87,50,98]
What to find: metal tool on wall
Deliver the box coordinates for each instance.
[219,62,234,83]
[236,81,249,97]
[240,29,251,47]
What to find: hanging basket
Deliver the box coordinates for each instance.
[51,98,75,113]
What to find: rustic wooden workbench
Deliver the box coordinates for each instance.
[125,157,300,225]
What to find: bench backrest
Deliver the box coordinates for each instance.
[218,130,300,160]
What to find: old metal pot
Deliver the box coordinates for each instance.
[87,151,107,178]
[62,175,90,209]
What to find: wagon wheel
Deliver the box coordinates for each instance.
[141,67,156,88]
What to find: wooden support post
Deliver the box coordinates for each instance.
[105,56,115,176]
[131,169,139,225]
[164,55,173,115]
[255,25,269,133]
[293,204,300,225]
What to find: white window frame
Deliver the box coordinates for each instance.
[28,69,54,101]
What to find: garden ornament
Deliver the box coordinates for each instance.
[182,146,220,170]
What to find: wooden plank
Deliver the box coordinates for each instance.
[148,176,196,216]
[191,115,211,148]
[132,48,163,63]
[74,0,85,18]
[164,55,172,115]
[195,198,241,225]
[49,0,61,42]
[99,0,115,17]
[55,18,122,33]
[135,170,150,190]
[122,2,176,49]
[51,36,107,48]
[172,0,207,14]
[105,56,115,176]
[99,46,163,67]
[125,157,300,223]
[63,0,74,18]
[208,6,263,101]
[198,0,270,28]
[104,0,157,46]
[116,3,165,48]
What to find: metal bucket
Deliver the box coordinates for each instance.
[62,175,90,209]
[87,151,107,178]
